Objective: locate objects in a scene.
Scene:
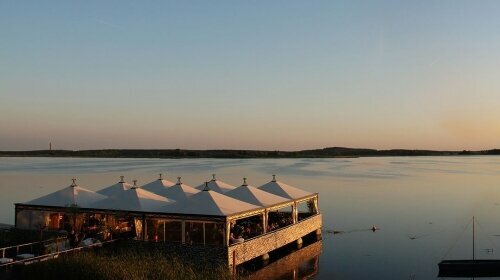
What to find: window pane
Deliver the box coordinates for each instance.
[185,222,204,245]
[205,223,223,246]
[165,221,182,242]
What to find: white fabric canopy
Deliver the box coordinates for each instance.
[225,184,289,206]
[26,179,107,207]
[157,189,260,216]
[97,176,133,197]
[195,174,236,193]
[162,183,199,202]
[258,175,312,200]
[141,173,176,196]
[90,183,175,212]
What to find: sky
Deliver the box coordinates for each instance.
[1,1,500,151]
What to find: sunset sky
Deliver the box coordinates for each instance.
[2,1,500,151]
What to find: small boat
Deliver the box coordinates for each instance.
[438,216,500,277]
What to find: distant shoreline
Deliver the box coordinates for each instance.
[1,147,499,159]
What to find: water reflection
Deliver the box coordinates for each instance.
[246,240,322,280]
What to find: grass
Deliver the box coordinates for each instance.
[14,246,242,280]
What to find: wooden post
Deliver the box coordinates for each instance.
[232,250,236,274]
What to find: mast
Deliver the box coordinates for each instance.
[473,216,475,261]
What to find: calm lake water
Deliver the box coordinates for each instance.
[1,156,500,279]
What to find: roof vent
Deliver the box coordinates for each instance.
[71,178,77,187]
[272,174,276,182]
[132,180,138,189]
[119,176,125,183]
[212,174,217,181]
[203,181,210,191]
[242,177,248,186]
[176,177,182,185]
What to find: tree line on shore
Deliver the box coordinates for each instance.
[1,147,499,158]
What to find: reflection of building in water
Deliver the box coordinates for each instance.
[247,240,322,280]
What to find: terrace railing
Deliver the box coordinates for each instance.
[0,238,119,269]
[0,237,67,260]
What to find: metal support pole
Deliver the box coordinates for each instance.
[473,216,475,261]
[181,221,186,244]
[225,220,231,247]
[203,223,206,246]
[293,202,298,224]
[142,215,146,241]
[263,211,267,234]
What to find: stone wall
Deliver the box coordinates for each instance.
[227,214,322,266]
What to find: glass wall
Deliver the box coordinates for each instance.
[146,219,160,241]
[230,214,263,244]
[184,221,224,246]
[185,221,204,245]
[16,209,63,230]
[267,205,294,232]
[297,198,318,221]
[164,221,182,242]
[145,219,183,242]
[205,222,224,245]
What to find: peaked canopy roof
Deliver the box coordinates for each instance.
[195,174,236,193]
[258,175,312,200]
[90,180,175,212]
[157,188,259,216]
[225,179,289,207]
[97,176,133,197]
[26,179,107,207]
[161,177,200,201]
[141,173,176,195]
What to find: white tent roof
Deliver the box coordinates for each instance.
[90,180,175,212]
[141,173,176,196]
[195,174,236,193]
[225,179,289,206]
[26,179,107,207]
[258,175,312,200]
[157,188,260,216]
[96,176,133,197]
[162,178,200,202]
